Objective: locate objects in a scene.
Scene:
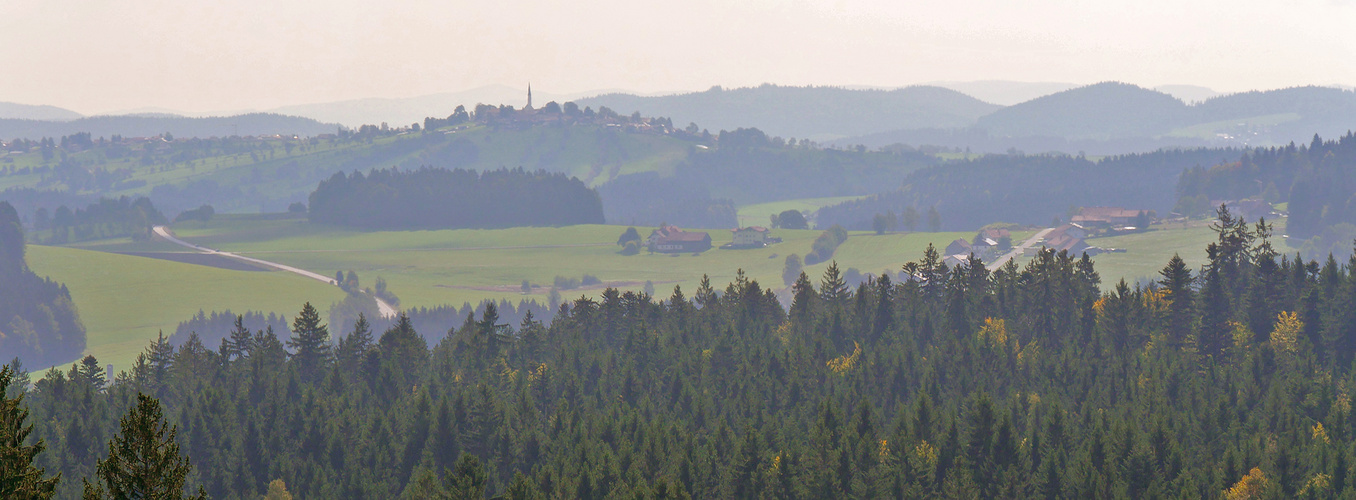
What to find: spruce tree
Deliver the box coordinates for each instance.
[819,261,849,305]
[82,394,205,499]
[0,365,58,499]
[1158,254,1195,348]
[223,315,253,360]
[287,302,331,382]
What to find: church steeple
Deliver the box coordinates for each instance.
[526,83,533,110]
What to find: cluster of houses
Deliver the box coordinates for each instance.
[643,225,782,253]
[940,206,1155,266]
[944,228,1012,267]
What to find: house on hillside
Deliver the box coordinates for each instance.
[979,228,1011,241]
[943,254,970,269]
[647,225,712,253]
[945,238,972,256]
[1220,198,1273,221]
[1042,224,1092,255]
[724,226,780,249]
[1072,207,1148,229]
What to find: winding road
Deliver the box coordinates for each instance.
[152,226,398,319]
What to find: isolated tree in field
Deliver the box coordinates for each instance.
[927,206,942,232]
[872,213,890,235]
[902,206,919,232]
[287,302,331,382]
[617,227,641,246]
[775,210,808,230]
[0,365,59,499]
[82,394,206,500]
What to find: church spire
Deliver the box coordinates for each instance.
[526,83,533,110]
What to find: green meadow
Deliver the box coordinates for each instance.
[38,209,1267,372]
[163,217,975,309]
[1085,218,1287,288]
[25,245,346,373]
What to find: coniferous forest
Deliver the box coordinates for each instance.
[0,202,85,368]
[6,207,1356,498]
[307,167,605,230]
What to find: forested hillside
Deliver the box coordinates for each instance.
[10,207,1356,498]
[577,84,1000,141]
[817,148,1239,230]
[0,202,85,368]
[308,167,604,230]
[1178,133,1356,258]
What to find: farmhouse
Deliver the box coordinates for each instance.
[647,225,712,253]
[1219,198,1272,221]
[1042,224,1092,255]
[979,228,1011,241]
[1072,207,1147,228]
[725,226,779,249]
[945,238,973,256]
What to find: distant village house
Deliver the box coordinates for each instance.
[723,226,780,249]
[1071,207,1152,229]
[647,225,712,253]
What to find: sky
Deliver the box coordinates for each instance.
[3,0,1354,114]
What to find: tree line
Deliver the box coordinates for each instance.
[28,196,166,244]
[817,147,1240,231]
[1177,132,1356,259]
[0,202,85,368]
[308,166,604,230]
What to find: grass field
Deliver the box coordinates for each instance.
[150,216,974,310]
[43,211,1256,372]
[25,245,346,373]
[1083,218,1288,288]
[736,196,869,228]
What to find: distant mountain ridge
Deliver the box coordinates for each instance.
[0,113,339,140]
[975,82,1196,140]
[838,83,1356,154]
[576,84,1002,141]
[0,102,83,121]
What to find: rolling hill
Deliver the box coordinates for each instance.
[974,82,1195,140]
[576,84,1002,141]
[838,83,1356,154]
[0,102,83,121]
[0,113,339,141]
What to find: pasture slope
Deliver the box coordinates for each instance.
[161,215,977,310]
[25,245,346,374]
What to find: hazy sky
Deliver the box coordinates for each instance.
[4,0,1354,114]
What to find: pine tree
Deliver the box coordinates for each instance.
[447,453,487,500]
[819,261,849,305]
[1159,254,1196,348]
[82,394,206,499]
[790,271,817,324]
[1199,255,1232,358]
[287,302,331,382]
[0,365,58,499]
[223,315,253,360]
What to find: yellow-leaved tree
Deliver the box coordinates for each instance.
[262,479,292,500]
[1224,467,1268,500]
[1271,311,1302,355]
[976,317,1008,349]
